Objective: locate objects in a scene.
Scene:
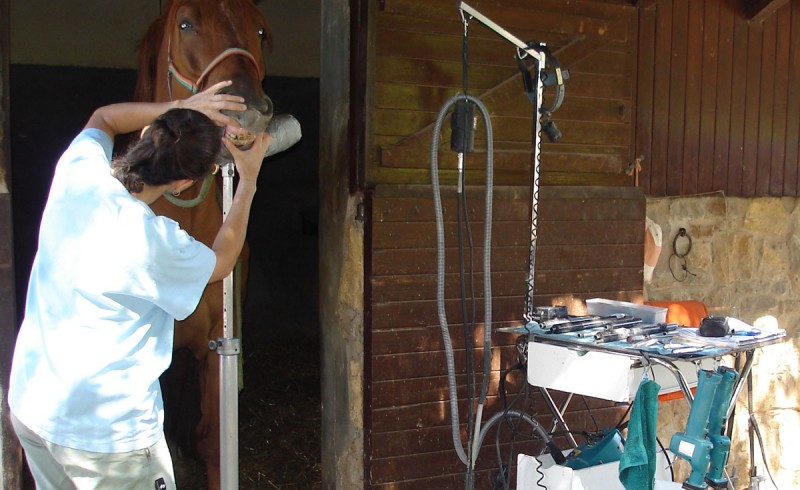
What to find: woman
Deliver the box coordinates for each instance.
[8,80,270,489]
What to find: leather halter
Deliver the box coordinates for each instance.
[167,38,262,99]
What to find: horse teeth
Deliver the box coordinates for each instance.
[225,131,256,147]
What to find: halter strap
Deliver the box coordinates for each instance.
[167,39,262,97]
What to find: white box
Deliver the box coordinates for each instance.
[527,341,715,402]
[517,451,675,490]
[586,298,668,324]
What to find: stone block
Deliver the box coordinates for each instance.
[744,198,789,236]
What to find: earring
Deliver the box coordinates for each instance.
[171,189,181,197]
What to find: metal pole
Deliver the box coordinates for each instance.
[214,161,240,490]
[457,2,546,322]
[458,2,544,63]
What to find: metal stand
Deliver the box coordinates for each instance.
[457,2,547,322]
[210,161,241,489]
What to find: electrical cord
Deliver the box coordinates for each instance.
[668,227,696,281]
[431,92,494,476]
[458,168,477,473]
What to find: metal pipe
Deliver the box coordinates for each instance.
[218,161,240,489]
[649,357,694,407]
[458,2,544,63]
[538,387,578,447]
[727,351,755,420]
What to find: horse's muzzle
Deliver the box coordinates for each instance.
[220,93,273,154]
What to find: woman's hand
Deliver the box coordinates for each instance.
[178,81,247,128]
[222,131,271,189]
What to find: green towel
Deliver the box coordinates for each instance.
[619,379,661,490]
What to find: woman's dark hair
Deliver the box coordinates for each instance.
[112,108,222,193]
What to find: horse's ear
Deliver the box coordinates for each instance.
[134,14,167,102]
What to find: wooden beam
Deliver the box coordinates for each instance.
[743,0,790,23]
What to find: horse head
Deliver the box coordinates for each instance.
[136,0,273,159]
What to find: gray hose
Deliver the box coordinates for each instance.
[476,409,554,454]
[431,93,494,468]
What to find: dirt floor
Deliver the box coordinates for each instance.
[175,332,323,489]
[238,334,322,489]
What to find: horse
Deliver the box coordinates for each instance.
[134,1,273,488]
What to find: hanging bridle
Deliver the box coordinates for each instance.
[166,37,263,99]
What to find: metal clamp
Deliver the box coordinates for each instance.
[209,337,241,356]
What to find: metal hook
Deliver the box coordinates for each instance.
[460,9,471,35]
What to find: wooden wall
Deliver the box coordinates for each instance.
[636,0,800,197]
[371,0,639,187]
[367,184,644,487]
[363,1,647,486]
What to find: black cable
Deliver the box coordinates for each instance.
[457,185,476,471]
[655,436,675,482]
[668,228,695,281]
[534,456,547,489]
[581,395,600,434]
[496,362,540,490]
[749,413,781,489]
[456,16,477,487]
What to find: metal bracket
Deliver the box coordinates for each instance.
[209,336,241,356]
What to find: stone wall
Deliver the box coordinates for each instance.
[645,195,799,488]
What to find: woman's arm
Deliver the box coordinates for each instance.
[84,81,246,138]
[207,132,271,283]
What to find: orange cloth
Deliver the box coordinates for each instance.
[644,300,708,402]
[644,300,708,328]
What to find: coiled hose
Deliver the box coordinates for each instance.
[430,93,493,474]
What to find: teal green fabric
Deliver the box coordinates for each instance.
[619,379,661,490]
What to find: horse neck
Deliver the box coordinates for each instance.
[150,181,223,248]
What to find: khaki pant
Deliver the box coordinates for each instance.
[11,413,176,490]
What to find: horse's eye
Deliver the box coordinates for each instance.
[257,27,265,38]
[179,20,193,31]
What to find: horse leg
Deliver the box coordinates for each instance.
[196,348,222,490]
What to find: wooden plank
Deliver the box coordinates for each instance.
[635,5,656,194]
[666,0,689,195]
[372,190,644,223]
[374,56,515,91]
[697,0,719,193]
[370,391,622,434]
[370,282,645,330]
[787,1,800,196]
[372,218,643,249]
[372,267,642,303]
[372,243,643,276]
[369,324,519,356]
[371,270,527,303]
[770,7,791,195]
[370,425,544,459]
[371,296,525,330]
[375,25,514,68]
[712,2,735,192]
[368,166,629,187]
[681,0,703,195]
[741,24,763,196]
[756,15,776,196]
[727,11,749,196]
[648,1,673,195]
[381,0,630,42]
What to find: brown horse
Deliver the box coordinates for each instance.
[134,1,273,488]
